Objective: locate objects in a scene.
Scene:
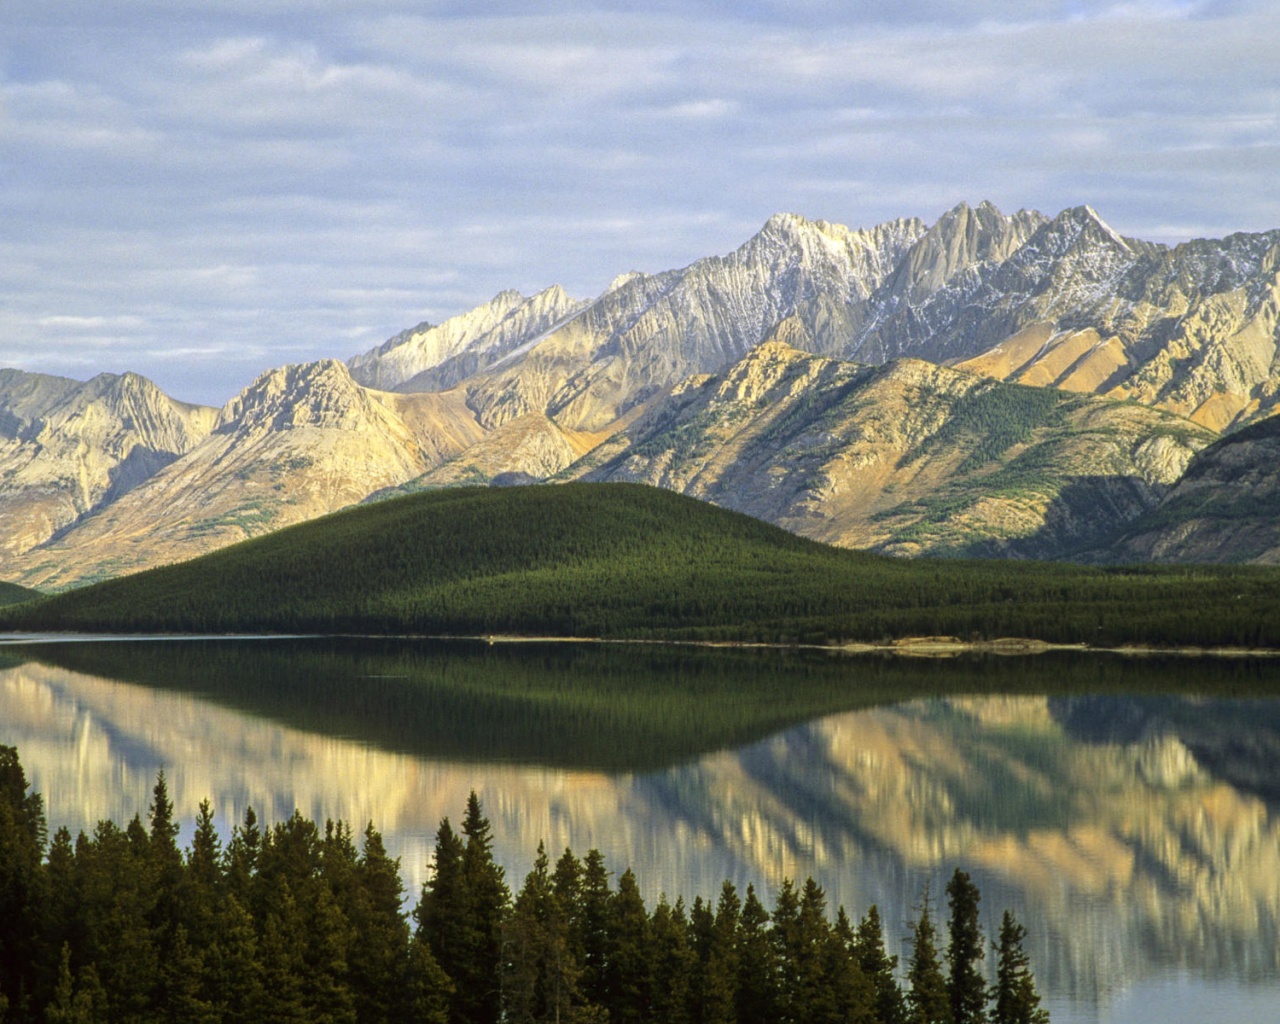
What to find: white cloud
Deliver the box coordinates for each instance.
[2,1,1278,403]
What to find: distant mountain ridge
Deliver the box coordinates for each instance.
[3,201,1280,588]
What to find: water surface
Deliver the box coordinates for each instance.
[1,637,1278,1023]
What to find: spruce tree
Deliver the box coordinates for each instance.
[991,912,1048,1024]
[460,793,510,1024]
[906,888,951,1024]
[769,879,802,1024]
[855,904,906,1024]
[406,936,453,1024]
[349,824,412,1024]
[0,745,47,1021]
[796,878,837,1024]
[605,868,651,1024]
[576,849,612,1009]
[734,884,777,1024]
[946,870,987,1024]
[648,896,693,1024]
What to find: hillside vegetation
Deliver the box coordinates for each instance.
[0,581,39,607]
[2,483,1278,647]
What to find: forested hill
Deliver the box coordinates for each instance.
[1,483,1278,647]
[0,582,38,607]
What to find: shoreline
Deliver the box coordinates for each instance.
[3,630,1278,658]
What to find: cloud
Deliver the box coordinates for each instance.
[2,1,1278,403]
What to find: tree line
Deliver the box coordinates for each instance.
[4,483,1280,650]
[0,744,1048,1024]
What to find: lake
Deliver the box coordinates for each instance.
[1,636,1278,1023]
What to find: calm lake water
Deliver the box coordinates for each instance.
[1,636,1278,1024]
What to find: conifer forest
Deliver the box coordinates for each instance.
[0,745,1049,1024]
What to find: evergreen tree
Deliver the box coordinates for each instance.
[223,806,261,904]
[505,841,585,1024]
[734,884,777,1024]
[415,816,467,974]
[605,868,651,1024]
[855,904,906,1024]
[576,849,612,1009]
[0,745,47,1022]
[946,870,987,1024]
[205,895,263,1024]
[460,793,509,1024]
[769,879,802,1024]
[829,907,876,1024]
[349,823,412,1024]
[906,888,952,1024]
[648,896,694,1024]
[795,877,838,1024]
[256,885,310,1024]
[991,912,1048,1024]
[44,943,107,1024]
[691,881,740,1024]
[407,936,453,1024]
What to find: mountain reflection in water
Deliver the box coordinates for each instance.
[1,638,1278,1023]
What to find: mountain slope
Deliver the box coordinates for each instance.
[5,200,1280,586]
[887,207,1280,431]
[435,213,927,432]
[347,285,589,392]
[570,325,1214,559]
[3,483,1278,648]
[5,360,487,589]
[0,369,217,561]
[1097,415,1280,563]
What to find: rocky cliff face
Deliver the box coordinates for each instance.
[573,329,1213,558]
[0,369,217,561]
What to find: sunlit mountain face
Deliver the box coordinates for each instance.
[2,639,1279,1022]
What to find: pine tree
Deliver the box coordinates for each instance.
[576,849,612,1009]
[407,936,453,1024]
[946,870,987,1024]
[734,884,777,1024]
[991,912,1048,1024]
[769,879,802,1024]
[829,907,876,1024]
[206,895,263,1024]
[648,896,694,1024]
[906,888,951,1024]
[224,806,261,905]
[855,904,906,1024]
[0,745,47,1022]
[256,885,310,1024]
[795,878,837,1024]
[349,823,412,1024]
[44,943,107,1024]
[416,817,465,958]
[460,792,509,1024]
[691,881,739,1024]
[605,868,651,1024]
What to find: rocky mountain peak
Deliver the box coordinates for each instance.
[879,200,1049,306]
[219,359,379,435]
[348,285,588,394]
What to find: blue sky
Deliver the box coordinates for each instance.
[3,1,1278,405]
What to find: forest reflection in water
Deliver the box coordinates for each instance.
[1,637,1279,1023]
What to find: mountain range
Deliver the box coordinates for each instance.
[4,201,1279,589]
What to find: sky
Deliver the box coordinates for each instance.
[2,1,1279,406]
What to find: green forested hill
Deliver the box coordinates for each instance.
[0,581,39,606]
[2,483,1278,646]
